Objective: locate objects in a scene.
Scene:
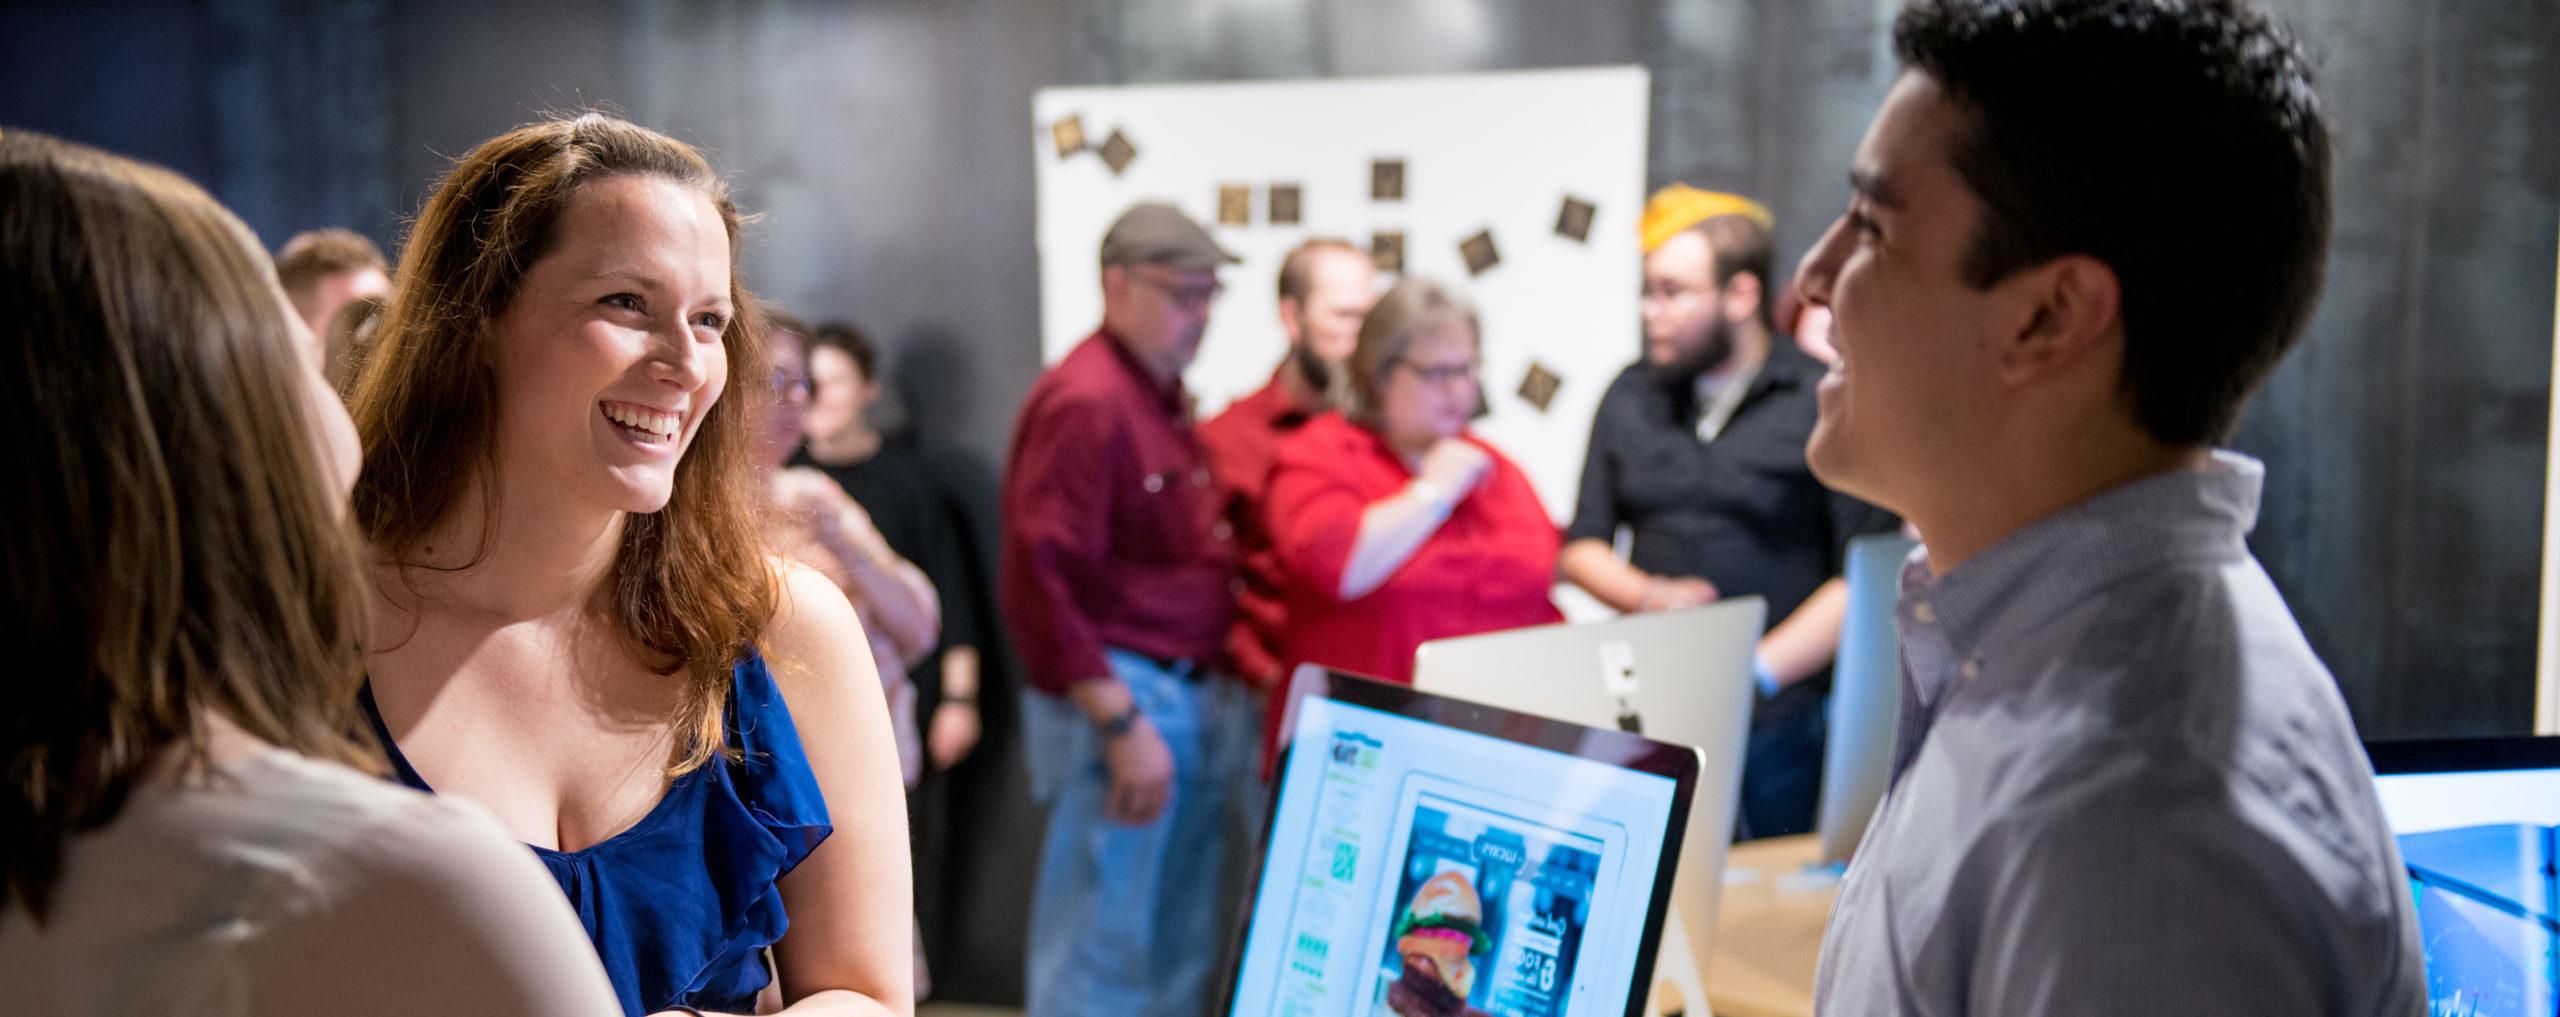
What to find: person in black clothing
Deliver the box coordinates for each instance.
[1559,186,1900,840]
[790,319,1021,995]
[796,321,987,769]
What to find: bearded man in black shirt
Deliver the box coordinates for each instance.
[1560,185,1900,839]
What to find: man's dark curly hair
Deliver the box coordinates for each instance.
[1894,0,2330,446]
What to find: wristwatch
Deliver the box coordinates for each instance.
[1099,702,1144,740]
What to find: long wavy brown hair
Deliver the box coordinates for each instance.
[347,113,775,776]
[0,129,378,921]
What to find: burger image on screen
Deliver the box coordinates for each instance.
[1388,871,1492,1013]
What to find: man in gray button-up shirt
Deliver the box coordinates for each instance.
[1786,0,2427,1014]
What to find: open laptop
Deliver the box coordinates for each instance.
[2367,735,2560,1017]
[1408,599,1763,1015]
[1817,532,1919,864]
[1226,668,1702,1017]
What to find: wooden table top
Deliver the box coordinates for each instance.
[1702,834,1836,1017]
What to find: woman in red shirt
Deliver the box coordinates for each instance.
[1267,276,1563,688]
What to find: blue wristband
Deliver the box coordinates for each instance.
[1752,652,1781,698]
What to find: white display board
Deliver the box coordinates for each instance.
[1032,67,1649,521]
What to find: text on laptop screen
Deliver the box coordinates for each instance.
[1228,695,1679,1017]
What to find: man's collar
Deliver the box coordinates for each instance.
[1264,366,1320,424]
[1096,326,1187,413]
[1903,450,2264,658]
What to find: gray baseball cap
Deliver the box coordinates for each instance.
[1098,202,1240,271]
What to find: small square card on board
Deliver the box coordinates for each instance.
[1459,229,1500,276]
[1556,196,1596,243]
[1372,158,1405,201]
[1051,115,1087,158]
[1372,231,1406,273]
[1268,183,1302,225]
[1518,361,1563,412]
[1218,184,1251,226]
[1098,129,1137,175]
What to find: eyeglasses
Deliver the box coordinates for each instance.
[1642,278,1719,304]
[1133,270,1223,312]
[1394,357,1480,386]
[772,367,811,398]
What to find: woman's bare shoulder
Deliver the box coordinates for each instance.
[761,557,871,690]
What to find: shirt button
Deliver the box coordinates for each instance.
[1144,473,1165,493]
[1961,659,1982,680]
[1912,601,1938,625]
[1213,520,1234,540]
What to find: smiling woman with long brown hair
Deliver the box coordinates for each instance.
[345,113,912,1017]
[0,128,618,1015]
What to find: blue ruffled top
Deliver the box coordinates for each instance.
[358,651,833,1016]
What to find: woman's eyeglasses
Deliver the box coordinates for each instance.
[772,368,811,398]
[1394,358,1480,386]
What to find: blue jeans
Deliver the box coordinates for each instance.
[1024,650,1256,1017]
[1737,677,1828,840]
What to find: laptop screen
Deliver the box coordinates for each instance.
[2368,739,2560,1017]
[1228,679,1689,1017]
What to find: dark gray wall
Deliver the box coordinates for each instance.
[4,0,2554,943]
[2235,0,2560,740]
